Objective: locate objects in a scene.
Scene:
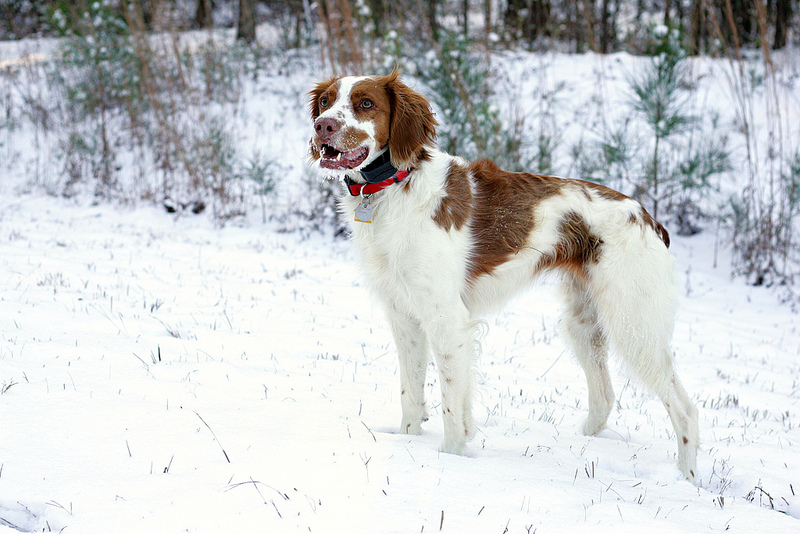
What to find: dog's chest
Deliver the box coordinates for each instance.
[346,192,470,306]
[349,204,427,276]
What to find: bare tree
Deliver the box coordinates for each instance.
[195,0,213,29]
[237,0,256,44]
[600,0,612,52]
[773,0,792,49]
[689,0,707,54]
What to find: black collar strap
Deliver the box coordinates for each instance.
[358,150,398,183]
[343,150,410,196]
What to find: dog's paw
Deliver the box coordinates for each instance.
[400,418,423,435]
[440,437,467,456]
[582,419,606,436]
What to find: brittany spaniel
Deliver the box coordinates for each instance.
[308,69,699,484]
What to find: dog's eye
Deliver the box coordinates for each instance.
[360,99,373,109]
[319,96,329,109]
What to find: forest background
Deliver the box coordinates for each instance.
[1,0,799,290]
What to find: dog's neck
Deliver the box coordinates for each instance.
[358,150,397,184]
[344,150,409,196]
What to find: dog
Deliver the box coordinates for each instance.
[308,69,699,484]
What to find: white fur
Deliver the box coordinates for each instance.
[313,81,699,484]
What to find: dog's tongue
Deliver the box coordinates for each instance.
[321,146,369,170]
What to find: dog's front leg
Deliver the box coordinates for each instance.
[427,315,477,455]
[387,309,429,435]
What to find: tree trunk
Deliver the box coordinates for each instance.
[503,0,522,40]
[462,0,469,36]
[689,0,705,55]
[484,0,491,45]
[237,0,256,44]
[773,0,792,49]
[366,0,385,37]
[427,0,440,42]
[532,0,552,41]
[195,0,212,29]
[580,0,597,52]
[600,0,611,52]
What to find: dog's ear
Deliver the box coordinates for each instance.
[308,78,337,120]
[384,69,437,169]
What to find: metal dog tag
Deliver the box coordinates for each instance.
[354,202,374,223]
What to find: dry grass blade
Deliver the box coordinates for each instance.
[195,411,231,463]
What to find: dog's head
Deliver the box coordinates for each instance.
[308,69,437,175]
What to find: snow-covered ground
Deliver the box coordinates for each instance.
[1,38,800,533]
[2,192,799,533]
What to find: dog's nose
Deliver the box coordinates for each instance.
[314,117,339,141]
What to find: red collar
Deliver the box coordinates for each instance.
[345,170,410,196]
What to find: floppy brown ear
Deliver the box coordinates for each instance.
[384,70,437,169]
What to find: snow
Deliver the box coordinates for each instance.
[2,193,799,533]
[1,40,800,533]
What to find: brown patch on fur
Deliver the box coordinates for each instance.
[538,212,604,278]
[349,77,394,148]
[575,179,671,249]
[682,436,689,444]
[434,161,472,231]
[467,159,563,281]
[307,78,339,121]
[640,207,671,248]
[575,179,631,202]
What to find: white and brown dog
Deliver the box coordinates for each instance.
[308,69,699,483]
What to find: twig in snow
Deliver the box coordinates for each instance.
[270,500,282,519]
[360,452,371,483]
[249,476,268,504]
[361,420,376,442]
[439,510,444,530]
[225,479,289,501]
[195,411,231,463]
[0,517,22,531]
[46,501,73,516]
[538,350,565,379]
[131,352,154,377]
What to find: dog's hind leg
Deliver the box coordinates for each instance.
[618,340,699,483]
[561,275,615,436]
[658,370,699,484]
[590,256,699,483]
[387,310,429,435]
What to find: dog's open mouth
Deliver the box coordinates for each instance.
[319,144,369,170]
